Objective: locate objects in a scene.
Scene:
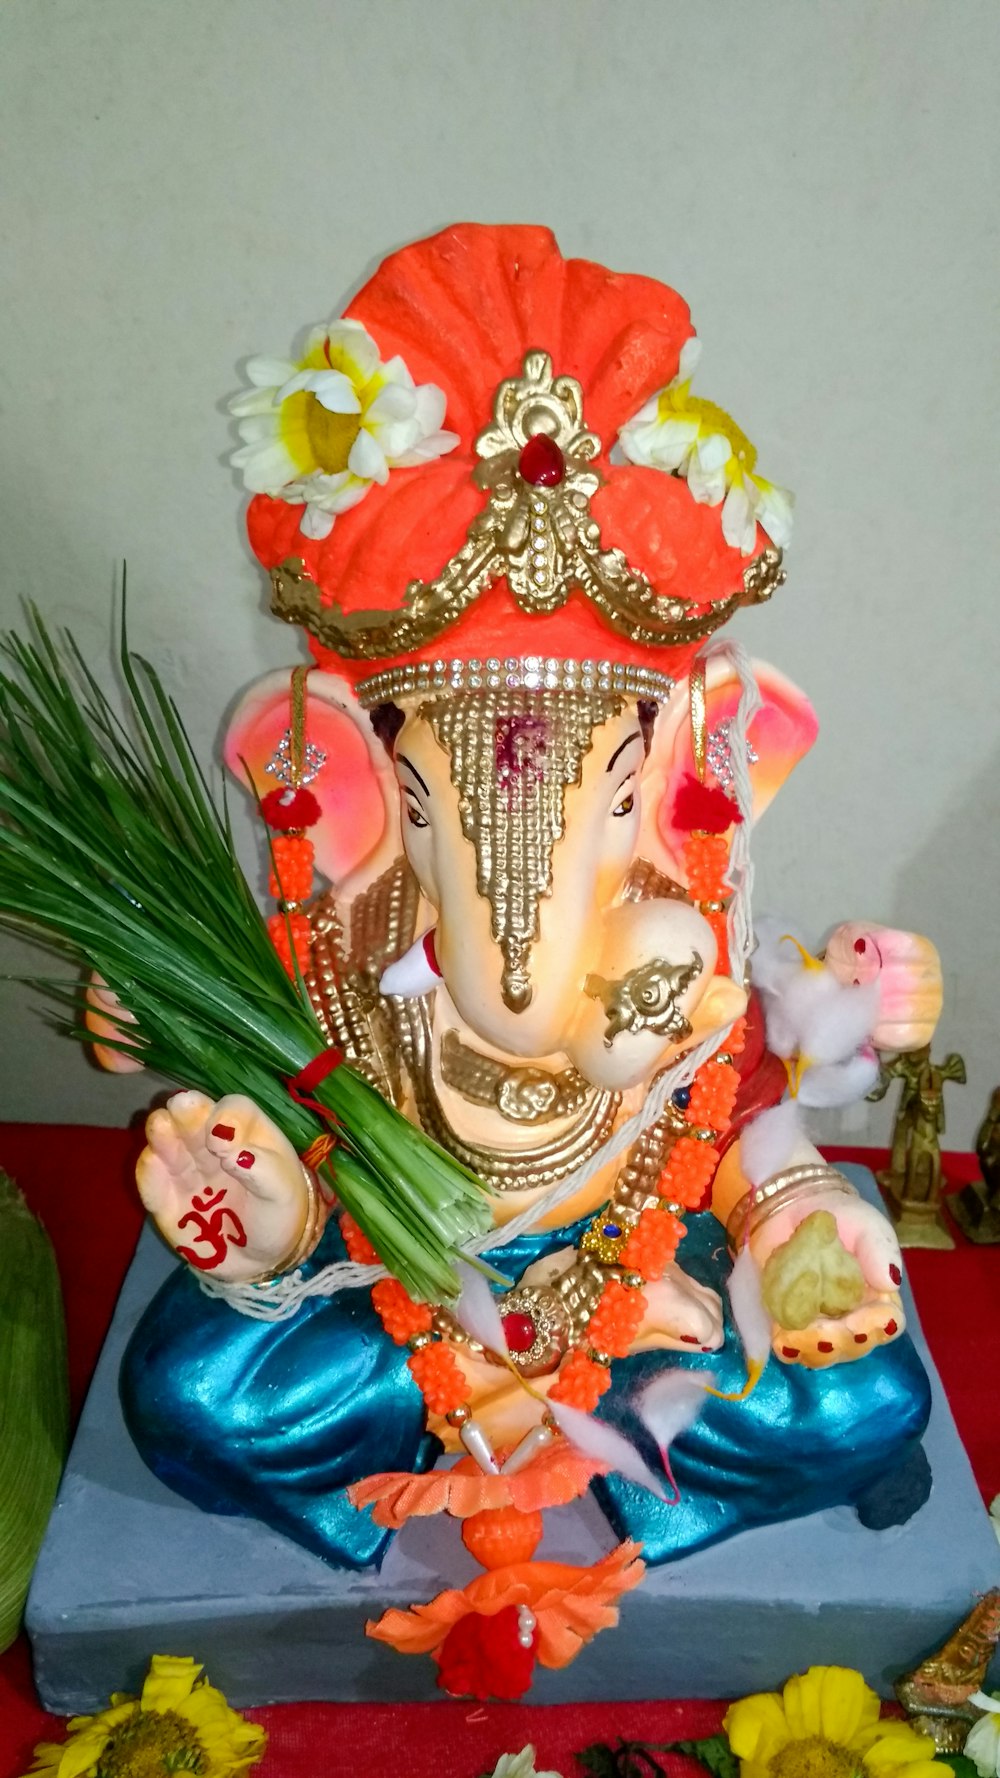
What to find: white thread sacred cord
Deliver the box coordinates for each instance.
[200,641,760,1322]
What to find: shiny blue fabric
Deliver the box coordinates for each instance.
[592,1208,932,1561]
[121,1219,438,1570]
[121,1198,930,1573]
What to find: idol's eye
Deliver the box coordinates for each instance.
[612,791,635,818]
[404,792,429,830]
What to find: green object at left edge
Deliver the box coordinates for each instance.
[0,1170,69,1651]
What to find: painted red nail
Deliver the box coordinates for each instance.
[781,1346,799,1358]
[701,1345,713,1352]
[212,1123,235,1141]
[889,1264,901,1285]
[817,1340,834,1353]
[680,1334,700,1344]
[854,1332,868,1344]
[884,1318,898,1336]
[236,1150,254,1170]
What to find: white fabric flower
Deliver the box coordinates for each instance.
[229,319,459,539]
[618,335,794,556]
[966,1692,1000,1777]
[486,1748,564,1778]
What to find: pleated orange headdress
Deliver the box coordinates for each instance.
[233,224,789,705]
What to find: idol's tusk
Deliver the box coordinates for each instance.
[379,929,442,998]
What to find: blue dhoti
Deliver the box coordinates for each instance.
[121,1198,931,1571]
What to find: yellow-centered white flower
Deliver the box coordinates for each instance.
[618,337,794,556]
[229,319,459,539]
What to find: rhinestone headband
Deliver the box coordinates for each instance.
[355,656,676,709]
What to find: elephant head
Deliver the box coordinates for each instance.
[226,655,816,1096]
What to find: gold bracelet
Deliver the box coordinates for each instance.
[726,1163,858,1251]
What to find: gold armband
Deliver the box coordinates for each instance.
[726,1163,858,1251]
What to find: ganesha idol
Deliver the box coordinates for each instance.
[103,226,945,1674]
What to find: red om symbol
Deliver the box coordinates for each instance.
[176,1186,248,1271]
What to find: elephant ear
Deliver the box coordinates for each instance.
[224,668,401,894]
[639,658,818,885]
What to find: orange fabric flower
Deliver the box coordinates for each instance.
[366,1542,645,1671]
[347,1443,606,1528]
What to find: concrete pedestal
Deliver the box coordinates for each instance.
[27,1169,1000,1712]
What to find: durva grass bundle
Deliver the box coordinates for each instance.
[0,1172,68,1651]
[0,608,491,1301]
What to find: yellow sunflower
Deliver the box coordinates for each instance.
[22,1654,266,1778]
[724,1665,945,1778]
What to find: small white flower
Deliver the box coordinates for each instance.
[966,1692,1000,1777]
[618,334,794,556]
[485,1748,564,1778]
[229,319,459,539]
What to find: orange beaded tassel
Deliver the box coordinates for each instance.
[262,665,324,980]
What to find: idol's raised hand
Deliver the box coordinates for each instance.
[136,1091,328,1284]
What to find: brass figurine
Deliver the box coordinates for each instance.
[870,1045,967,1249]
[895,1590,1000,1751]
[951,1085,1000,1244]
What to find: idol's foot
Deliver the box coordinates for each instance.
[632,1265,725,1354]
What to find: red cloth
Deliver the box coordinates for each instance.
[0,1127,995,1778]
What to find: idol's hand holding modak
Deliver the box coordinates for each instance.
[746,1177,905,1371]
[137,1091,328,1284]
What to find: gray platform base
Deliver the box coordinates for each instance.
[27,1167,1000,1713]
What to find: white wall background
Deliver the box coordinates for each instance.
[0,0,997,1147]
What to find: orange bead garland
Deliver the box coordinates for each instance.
[372,1278,433,1346]
[340,1212,379,1265]
[268,909,311,979]
[268,833,315,905]
[619,1206,684,1280]
[657,1134,720,1208]
[549,1349,612,1413]
[688,1058,741,1127]
[408,1341,468,1417]
[683,832,730,901]
[587,1277,647,1358]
